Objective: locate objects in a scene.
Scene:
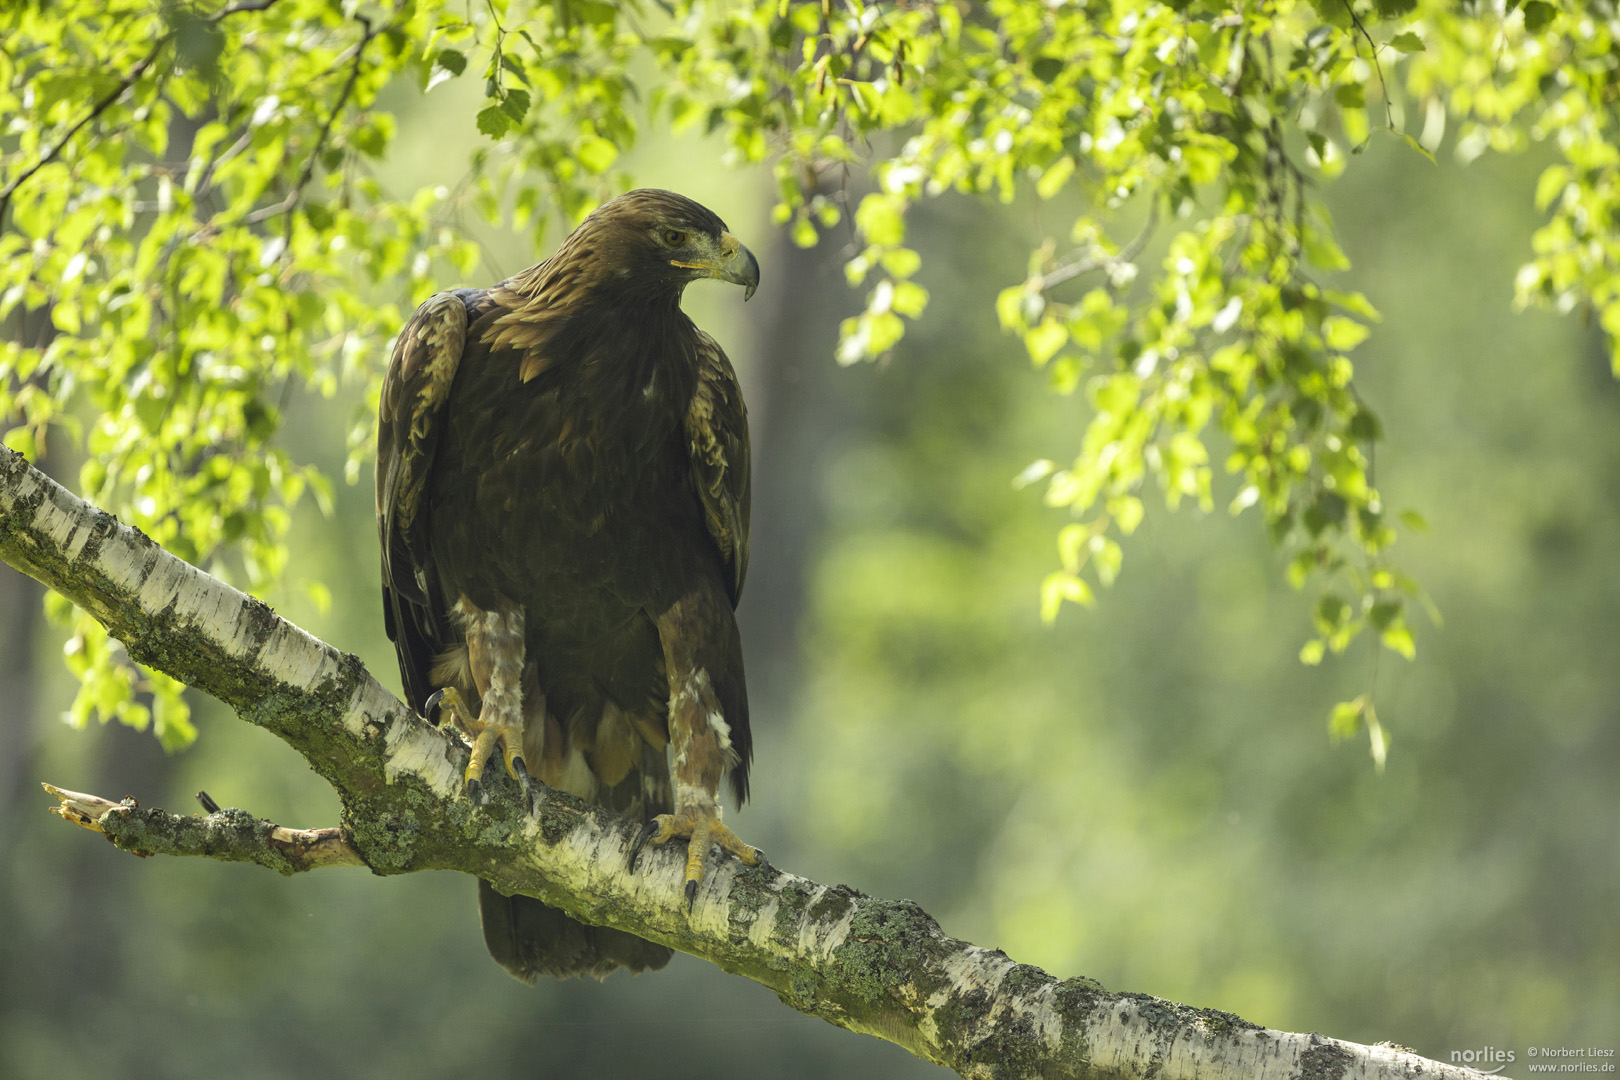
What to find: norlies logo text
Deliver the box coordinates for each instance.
[1452,1047,1516,1074]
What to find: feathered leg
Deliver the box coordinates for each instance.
[630,590,763,907]
[433,599,541,810]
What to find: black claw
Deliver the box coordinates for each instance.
[753,850,770,873]
[466,777,483,805]
[195,790,220,814]
[424,688,446,725]
[512,758,543,814]
[628,820,660,871]
[684,878,697,910]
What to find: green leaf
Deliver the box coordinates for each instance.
[576,137,612,175]
[1014,460,1056,490]
[1108,496,1145,535]
[1323,315,1369,352]
[1381,624,1416,659]
[866,311,905,355]
[880,248,922,278]
[149,669,196,750]
[848,80,882,117]
[1325,289,1382,321]
[1303,227,1351,272]
[1037,157,1075,200]
[1535,165,1570,210]
[1024,317,1068,367]
[1315,593,1350,631]
[1335,83,1365,109]
[855,194,906,247]
[1182,143,1228,186]
[476,105,512,138]
[1092,538,1123,587]
[1057,523,1087,574]
[1349,408,1384,442]
[1398,131,1436,164]
[997,286,1029,332]
[1366,706,1389,771]
[890,281,929,318]
[1040,571,1095,623]
[1388,32,1424,53]
[1368,599,1402,631]
[1031,56,1064,83]
[1329,698,1365,739]
[501,88,531,124]
[1304,493,1348,537]
[1522,0,1555,31]
[501,51,530,85]
[791,216,819,249]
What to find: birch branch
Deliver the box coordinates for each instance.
[1,447,1495,1080]
[42,783,364,872]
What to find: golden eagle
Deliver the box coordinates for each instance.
[375,189,761,980]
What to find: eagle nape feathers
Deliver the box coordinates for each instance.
[375,189,761,982]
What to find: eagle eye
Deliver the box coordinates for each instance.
[659,227,689,248]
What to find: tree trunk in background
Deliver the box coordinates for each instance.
[738,206,854,726]
[0,300,51,825]
[0,562,40,822]
[0,271,184,1036]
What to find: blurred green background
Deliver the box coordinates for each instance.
[3,78,1617,1079]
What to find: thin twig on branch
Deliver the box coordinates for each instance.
[0,446,1493,1080]
[1033,201,1160,293]
[209,0,290,21]
[43,783,364,872]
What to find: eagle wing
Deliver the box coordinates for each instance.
[376,290,470,714]
[686,330,751,607]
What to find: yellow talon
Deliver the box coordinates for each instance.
[465,726,500,786]
[630,809,765,909]
[426,686,532,803]
[504,732,528,779]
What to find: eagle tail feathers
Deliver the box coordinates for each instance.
[477,724,674,982]
[477,881,672,982]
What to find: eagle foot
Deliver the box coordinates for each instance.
[423,686,471,732]
[628,809,765,910]
[425,687,536,811]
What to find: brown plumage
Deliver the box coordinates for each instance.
[375,189,760,981]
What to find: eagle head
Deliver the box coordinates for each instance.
[488,189,760,379]
[571,188,760,302]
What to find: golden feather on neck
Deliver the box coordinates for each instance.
[476,190,719,384]
[482,228,610,384]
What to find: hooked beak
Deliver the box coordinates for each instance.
[673,231,760,301]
